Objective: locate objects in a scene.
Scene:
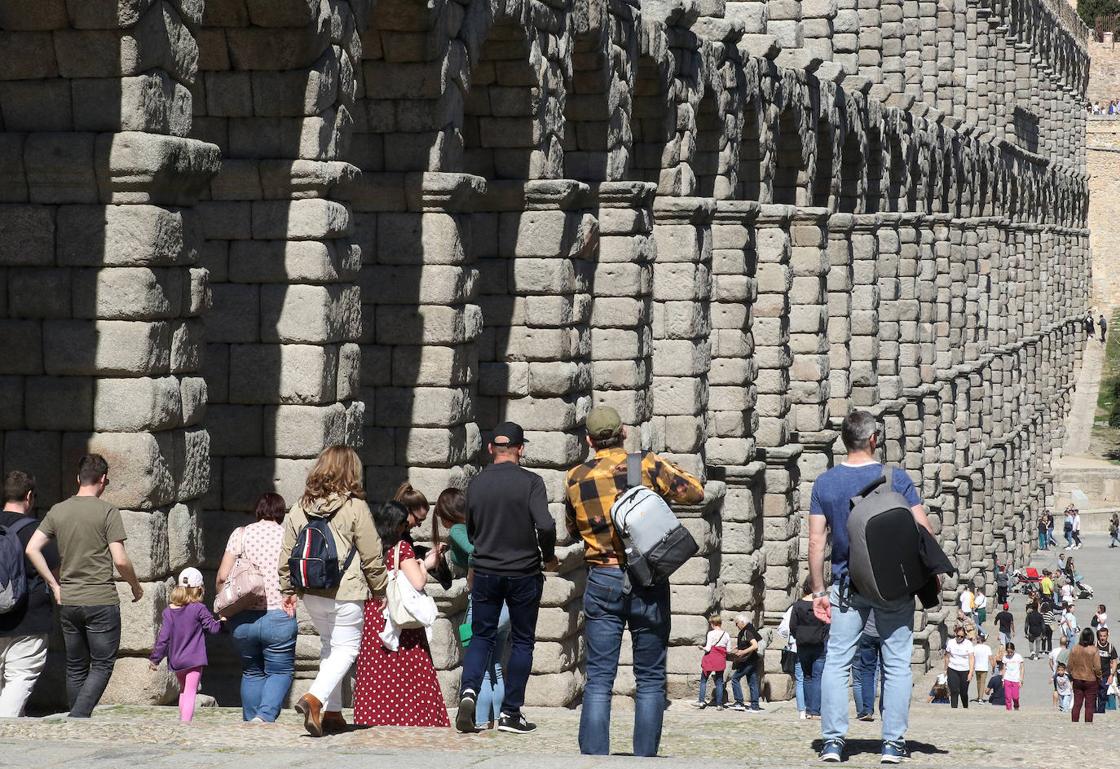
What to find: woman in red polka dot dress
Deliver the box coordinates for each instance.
[353,499,450,727]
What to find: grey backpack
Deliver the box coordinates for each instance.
[846,465,924,604]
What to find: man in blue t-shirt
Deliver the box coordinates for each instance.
[809,411,933,765]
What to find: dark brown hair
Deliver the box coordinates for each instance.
[77,454,109,485]
[254,492,287,524]
[393,482,429,515]
[431,487,466,549]
[3,471,35,504]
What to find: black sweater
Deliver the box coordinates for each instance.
[467,461,556,576]
[790,598,830,647]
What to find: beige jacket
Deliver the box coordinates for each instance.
[277,493,387,602]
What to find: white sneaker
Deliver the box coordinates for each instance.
[799,711,807,720]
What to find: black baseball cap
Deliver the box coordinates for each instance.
[492,422,528,446]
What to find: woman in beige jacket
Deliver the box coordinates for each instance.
[278,446,387,737]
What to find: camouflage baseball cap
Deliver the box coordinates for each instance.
[585,406,622,440]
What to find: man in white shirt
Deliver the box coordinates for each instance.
[972,636,992,702]
[959,586,975,620]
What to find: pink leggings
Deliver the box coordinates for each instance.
[1003,680,1021,710]
[176,667,202,722]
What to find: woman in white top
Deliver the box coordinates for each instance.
[777,604,805,718]
[972,636,992,702]
[1001,642,1026,710]
[959,586,975,618]
[943,625,975,708]
[974,591,989,628]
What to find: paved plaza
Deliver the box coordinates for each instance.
[6,534,1116,768]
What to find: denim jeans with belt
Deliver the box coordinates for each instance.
[821,581,914,743]
[579,567,670,757]
[228,609,298,721]
[59,604,121,718]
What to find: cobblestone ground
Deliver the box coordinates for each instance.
[8,536,1116,768]
[2,698,1111,769]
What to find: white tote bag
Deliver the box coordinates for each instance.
[383,541,438,631]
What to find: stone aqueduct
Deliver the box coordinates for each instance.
[0,0,1092,705]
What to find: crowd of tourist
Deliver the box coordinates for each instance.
[0,407,1113,760]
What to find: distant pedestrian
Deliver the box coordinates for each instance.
[811,411,930,764]
[777,603,806,719]
[790,579,829,720]
[1086,314,1095,337]
[1063,510,1075,547]
[985,662,1006,706]
[1026,605,1044,659]
[1071,510,1082,549]
[1041,598,1056,653]
[1094,627,1117,714]
[563,406,703,755]
[0,471,58,717]
[1069,628,1101,723]
[959,584,976,622]
[1046,512,1058,548]
[216,492,296,723]
[974,589,988,627]
[972,634,992,702]
[278,446,387,738]
[1053,662,1073,712]
[1110,515,1120,548]
[1100,314,1108,343]
[694,615,731,709]
[995,603,1015,647]
[1092,604,1109,630]
[728,613,764,712]
[456,422,557,736]
[148,568,222,722]
[25,454,144,719]
[943,625,975,708]
[1001,642,1025,711]
[995,565,1009,605]
[1037,514,1049,550]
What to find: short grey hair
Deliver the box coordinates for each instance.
[735,613,749,626]
[841,410,879,451]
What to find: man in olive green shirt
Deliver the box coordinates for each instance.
[26,454,143,718]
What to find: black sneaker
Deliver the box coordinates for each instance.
[455,689,477,733]
[497,712,537,734]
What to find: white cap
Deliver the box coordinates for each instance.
[178,567,204,588]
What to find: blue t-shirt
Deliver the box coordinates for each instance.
[809,462,922,581]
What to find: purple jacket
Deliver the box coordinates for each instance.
[150,603,222,671]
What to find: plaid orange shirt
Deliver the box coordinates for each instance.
[564,447,705,566]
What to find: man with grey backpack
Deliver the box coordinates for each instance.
[564,406,704,757]
[808,411,933,764]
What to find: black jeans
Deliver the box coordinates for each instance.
[460,572,543,717]
[59,604,121,718]
[947,668,970,708]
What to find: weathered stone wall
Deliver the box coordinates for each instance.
[0,0,1090,709]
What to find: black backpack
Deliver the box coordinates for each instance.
[288,517,355,591]
[846,465,924,604]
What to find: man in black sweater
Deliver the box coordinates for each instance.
[456,422,556,735]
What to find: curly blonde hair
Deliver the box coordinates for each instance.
[300,445,365,509]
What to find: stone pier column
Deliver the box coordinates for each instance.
[826,214,854,421]
[592,182,657,441]
[849,214,881,409]
[651,197,715,478]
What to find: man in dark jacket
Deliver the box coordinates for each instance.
[1100,314,1108,343]
[457,422,556,735]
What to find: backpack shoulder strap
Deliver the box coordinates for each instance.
[626,452,643,490]
[6,517,37,538]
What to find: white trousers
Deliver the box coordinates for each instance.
[0,634,48,717]
[302,596,364,712]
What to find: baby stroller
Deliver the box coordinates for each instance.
[1072,574,1094,600]
[1012,567,1041,596]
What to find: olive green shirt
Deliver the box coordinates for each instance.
[39,496,127,606]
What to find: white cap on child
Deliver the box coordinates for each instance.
[178,567,204,588]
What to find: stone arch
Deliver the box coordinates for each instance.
[628,42,675,189]
[863,109,884,213]
[812,113,836,209]
[886,120,906,213]
[694,86,724,198]
[836,104,864,215]
[735,67,765,201]
[770,75,810,206]
[562,0,614,184]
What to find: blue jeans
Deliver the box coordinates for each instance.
[794,650,806,712]
[579,567,670,757]
[822,583,914,743]
[699,670,725,706]
[460,571,543,717]
[1039,531,1048,550]
[798,644,826,716]
[853,634,881,716]
[731,663,760,708]
[228,609,297,721]
[466,598,510,726]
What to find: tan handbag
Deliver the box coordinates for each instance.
[214,527,267,617]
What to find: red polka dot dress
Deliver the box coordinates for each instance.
[353,540,450,727]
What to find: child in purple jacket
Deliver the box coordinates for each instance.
[149,568,222,722]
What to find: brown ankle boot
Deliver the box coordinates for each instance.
[294,694,323,737]
[321,711,348,735]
